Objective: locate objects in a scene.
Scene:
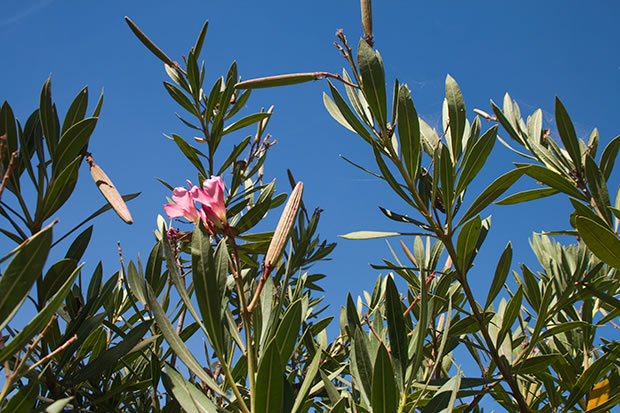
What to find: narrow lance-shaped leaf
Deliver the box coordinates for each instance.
[372,344,398,413]
[125,17,176,67]
[555,97,583,175]
[357,40,387,128]
[0,223,53,330]
[290,350,322,413]
[584,154,613,225]
[385,276,407,389]
[599,134,620,181]
[144,283,226,397]
[0,263,82,365]
[326,80,374,144]
[496,285,523,346]
[53,117,96,174]
[456,125,497,195]
[255,340,284,413]
[496,187,558,205]
[397,84,421,180]
[164,363,219,413]
[457,167,527,226]
[445,75,466,160]
[575,216,620,269]
[64,320,152,385]
[40,77,58,154]
[485,242,512,310]
[351,327,373,407]
[61,86,88,135]
[192,225,225,354]
[456,215,482,271]
[273,299,303,364]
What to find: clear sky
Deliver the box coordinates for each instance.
[1,0,619,400]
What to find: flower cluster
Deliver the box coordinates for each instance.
[164,176,227,232]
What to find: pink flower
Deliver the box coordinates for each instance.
[191,176,227,227]
[164,181,200,222]
[164,176,228,232]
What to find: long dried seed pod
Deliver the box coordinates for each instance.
[264,181,303,269]
[360,0,374,46]
[87,154,133,224]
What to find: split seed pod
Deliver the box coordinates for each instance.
[264,182,303,269]
[87,155,133,224]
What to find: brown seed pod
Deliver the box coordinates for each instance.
[87,154,133,224]
[264,181,303,269]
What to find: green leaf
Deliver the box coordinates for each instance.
[62,86,89,135]
[0,383,38,413]
[41,396,73,413]
[555,97,583,174]
[0,263,81,365]
[53,117,96,174]
[163,82,198,116]
[372,144,415,207]
[256,340,284,413]
[378,207,431,230]
[496,187,558,205]
[144,283,226,397]
[523,164,587,201]
[274,299,303,364]
[324,92,356,133]
[164,363,219,413]
[497,285,523,346]
[192,227,226,353]
[52,193,140,247]
[64,320,152,385]
[172,134,207,178]
[397,84,421,180]
[411,267,430,376]
[456,215,482,271]
[457,167,526,226]
[65,225,93,261]
[584,154,613,225]
[456,125,497,195]
[0,224,53,330]
[575,216,620,269]
[0,102,18,168]
[440,144,455,219]
[421,372,462,413]
[445,75,466,160]
[599,134,620,180]
[127,260,146,305]
[340,231,416,240]
[485,242,512,310]
[42,156,82,221]
[192,20,209,58]
[223,112,270,135]
[125,17,175,67]
[217,135,251,176]
[351,327,372,407]
[357,40,387,127]
[235,182,274,233]
[385,276,408,389]
[372,344,398,413]
[40,258,77,304]
[491,99,525,146]
[40,77,58,154]
[326,81,374,144]
[290,350,321,413]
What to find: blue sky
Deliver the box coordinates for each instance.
[1,0,619,398]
